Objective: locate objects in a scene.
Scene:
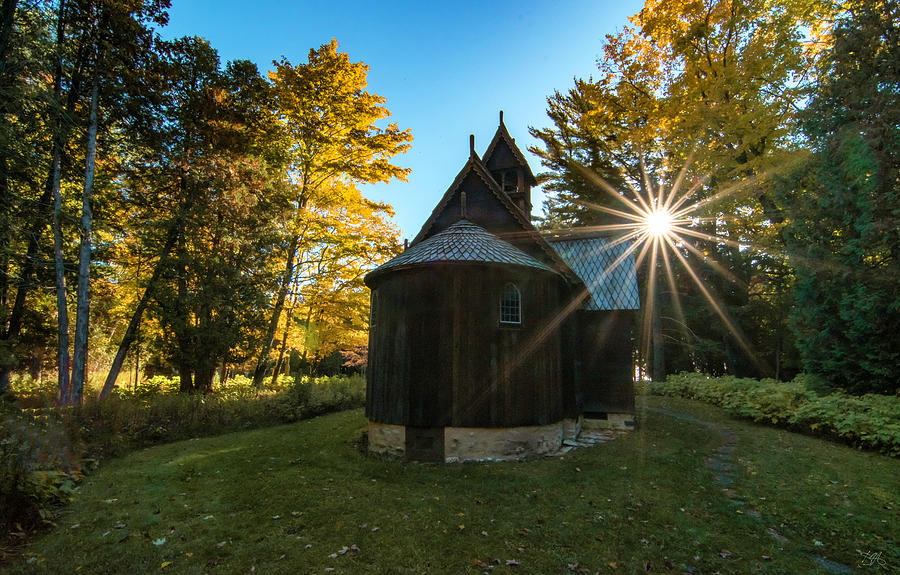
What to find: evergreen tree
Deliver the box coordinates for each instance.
[783,0,899,394]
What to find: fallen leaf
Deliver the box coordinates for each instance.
[216,541,226,548]
[608,561,617,569]
[161,561,172,569]
[506,559,520,566]
[185,553,193,558]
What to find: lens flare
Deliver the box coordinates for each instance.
[548,156,781,378]
[644,209,673,237]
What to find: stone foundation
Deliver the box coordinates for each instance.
[444,422,564,462]
[582,413,636,431]
[367,422,405,457]
[368,414,626,462]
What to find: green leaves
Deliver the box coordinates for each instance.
[652,373,900,455]
[782,0,900,395]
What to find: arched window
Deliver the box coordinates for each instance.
[499,283,521,325]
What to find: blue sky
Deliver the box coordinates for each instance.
[163,0,646,239]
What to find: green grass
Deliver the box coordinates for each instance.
[10,396,899,574]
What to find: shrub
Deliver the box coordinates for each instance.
[0,401,86,532]
[1,374,366,532]
[651,373,899,455]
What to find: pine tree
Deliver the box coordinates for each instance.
[783,0,899,394]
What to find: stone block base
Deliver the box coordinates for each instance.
[582,413,636,431]
[444,422,564,462]
[367,422,405,457]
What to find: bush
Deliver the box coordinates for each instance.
[1,374,366,532]
[0,401,86,532]
[650,372,900,455]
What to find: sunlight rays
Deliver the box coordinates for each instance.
[549,152,792,377]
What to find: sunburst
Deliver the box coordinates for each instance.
[557,157,775,378]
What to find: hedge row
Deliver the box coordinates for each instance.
[1,375,365,535]
[649,373,899,456]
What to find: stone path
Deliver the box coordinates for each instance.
[644,406,855,574]
[556,429,619,455]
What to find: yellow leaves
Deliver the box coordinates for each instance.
[160,561,172,569]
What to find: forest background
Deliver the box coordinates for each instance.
[0,0,896,401]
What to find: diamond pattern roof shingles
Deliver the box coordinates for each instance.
[548,236,640,311]
[368,220,557,278]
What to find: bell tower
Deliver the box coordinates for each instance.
[482,111,537,218]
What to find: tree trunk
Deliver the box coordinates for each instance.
[0,155,8,395]
[252,235,299,388]
[178,365,192,393]
[651,301,664,382]
[0,1,15,389]
[0,0,81,391]
[99,193,194,400]
[0,0,18,82]
[70,74,100,404]
[219,357,228,387]
[51,142,71,404]
[270,305,294,387]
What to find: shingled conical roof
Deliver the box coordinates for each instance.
[366,219,557,284]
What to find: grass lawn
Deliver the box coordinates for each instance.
[10,396,898,574]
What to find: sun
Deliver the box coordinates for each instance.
[644,209,673,237]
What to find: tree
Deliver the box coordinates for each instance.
[781,0,899,394]
[531,0,832,379]
[101,37,285,396]
[252,39,411,387]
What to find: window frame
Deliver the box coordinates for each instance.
[499,282,522,326]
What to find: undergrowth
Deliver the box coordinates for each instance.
[0,374,365,547]
[649,372,899,456]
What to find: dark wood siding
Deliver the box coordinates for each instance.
[431,171,523,242]
[577,310,636,415]
[367,264,567,428]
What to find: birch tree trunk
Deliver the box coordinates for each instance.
[69,73,99,404]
